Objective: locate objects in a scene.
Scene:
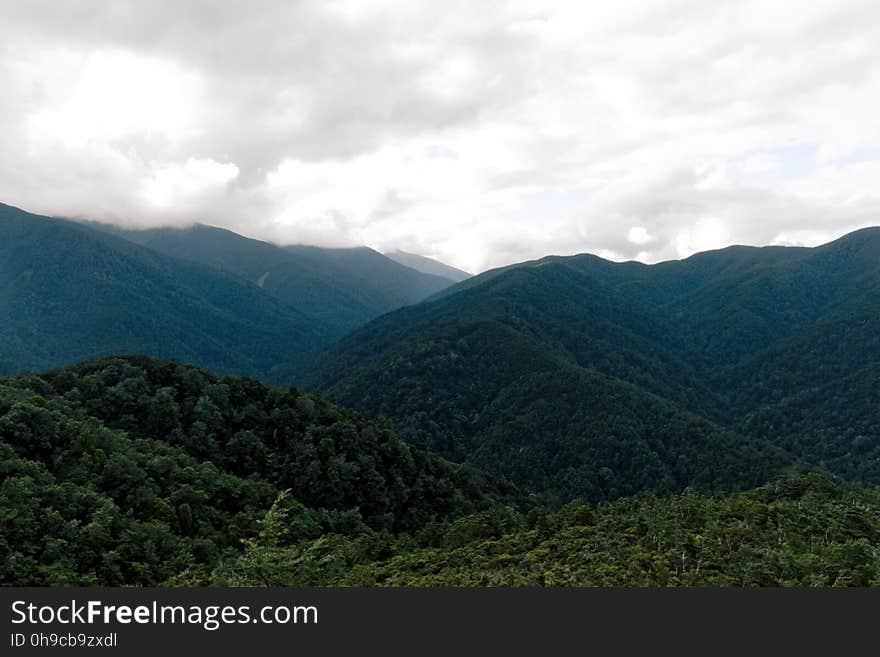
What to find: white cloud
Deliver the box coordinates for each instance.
[142,158,239,212]
[771,229,840,247]
[0,1,879,271]
[674,218,731,258]
[742,154,779,175]
[627,226,653,246]
[26,49,200,149]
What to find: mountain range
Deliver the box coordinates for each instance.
[6,354,875,586]
[0,203,320,378]
[302,227,880,497]
[100,223,457,337]
[2,198,879,586]
[0,202,460,378]
[385,249,472,282]
[2,199,878,501]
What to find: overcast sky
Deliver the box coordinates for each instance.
[2,1,879,272]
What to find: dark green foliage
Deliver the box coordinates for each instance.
[301,267,794,500]
[0,356,518,585]
[220,474,880,587]
[99,222,455,339]
[0,203,325,378]
[0,204,456,380]
[282,243,455,319]
[303,228,880,495]
[3,356,878,588]
[741,363,880,485]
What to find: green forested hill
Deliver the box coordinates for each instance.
[0,202,459,378]
[99,222,455,338]
[0,203,326,377]
[303,228,880,494]
[0,356,518,585]
[2,355,877,587]
[282,243,456,315]
[225,474,879,587]
[302,305,792,500]
[740,362,880,485]
[4,196,879,583]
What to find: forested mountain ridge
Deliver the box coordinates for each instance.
[385,249,472,283]
[0,355,520,585]
[97,222,456,338]
[282,243,455,313]
[0,203,326,378]
[303,227,880,494]
[300,262,796,499]
[2,355,877,587]
[3,197,877,528]
[0,202,458,380]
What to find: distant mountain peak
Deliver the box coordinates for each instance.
[385,249,472,282]
[820,225,880,250]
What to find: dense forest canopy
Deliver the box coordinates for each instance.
[0,203,455,380]
[0,204,324,378]
[3,356,878,587]
[222,474,880,587]
[0,356,518,585]
[99,222,455,338]
[303,227,880,496]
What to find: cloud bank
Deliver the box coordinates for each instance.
[1,0,879,271]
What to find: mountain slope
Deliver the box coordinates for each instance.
[302,228,880,494]
[0,203,324,377]
[385,249,472,282]
[100,223,456,338]
[0,355,519,585]
[303,265,794,499]
[740,362,880,484]
[282,243,456,320]
[4,355,874,587]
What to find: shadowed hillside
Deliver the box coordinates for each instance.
[302,228,880,495]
